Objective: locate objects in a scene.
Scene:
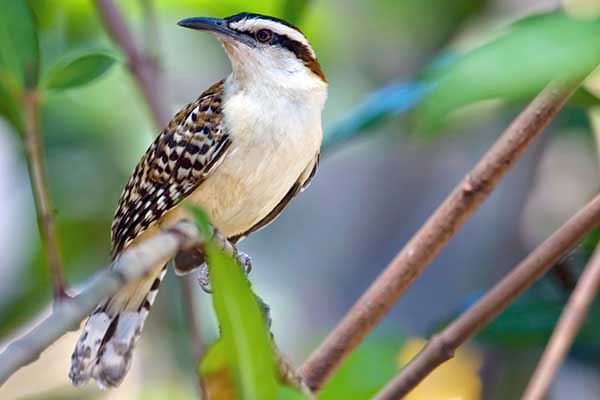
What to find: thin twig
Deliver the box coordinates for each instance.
[522,244,600,400]
[371,193,600,400]
[0,220,202,384]
[22,90,69,301]
[180,275,208,398]
[94,0,169,127]
[299,79,583,392]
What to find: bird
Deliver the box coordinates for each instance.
[69,12,327,389]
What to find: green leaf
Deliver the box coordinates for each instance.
[44,52,117,91]
[192,206,279,399]
[187,205,213,239]
[416,11,600,132]
[0,0,39,89]
[205,243,279,399]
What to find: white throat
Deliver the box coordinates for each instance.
[220,40,327,109]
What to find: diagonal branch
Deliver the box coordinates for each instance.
[371,192,600,400]
[94,0,169,127]
[522,242,600,400]
[299,78,584,392]
[0,220,252,385]
[22,90,69,301]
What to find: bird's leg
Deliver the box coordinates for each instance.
[195,227,253,293]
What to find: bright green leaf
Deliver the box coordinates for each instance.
[192,204,280,400]
[0,0,39,89]
[187,205,213,239]
[205,242,279,399]
[44,52,117,91]
[416,12,600,132]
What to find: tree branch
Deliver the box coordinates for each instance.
[93,0,169,127]
[22,90,69,301]
[0,220,203,385]
[522,242,600,400]
[371,192,600,400]
[299,79,583,391]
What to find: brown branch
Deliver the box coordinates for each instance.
[22,90,69,301]
[371,193,600,400]
[94,0,169,127]
[299,79,583,391]
[522,243,600,399]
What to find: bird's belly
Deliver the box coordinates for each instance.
[165,127,320,238]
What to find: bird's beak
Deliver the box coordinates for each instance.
[178,17,252,46]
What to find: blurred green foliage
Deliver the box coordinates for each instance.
[0,0,39,130]
[416,11,600,131]
[1,0,600,398]
[0,0,39,90]
[318,339,401,400]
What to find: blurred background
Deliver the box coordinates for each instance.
[2,0,600,399]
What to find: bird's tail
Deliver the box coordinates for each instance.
[69,263,168,389]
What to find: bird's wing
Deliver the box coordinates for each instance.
[111,80,231,256]
[229,152,320,243]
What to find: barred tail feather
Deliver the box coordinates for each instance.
[69,264,167,389]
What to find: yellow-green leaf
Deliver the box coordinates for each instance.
[44,52,117,91]
[205,241,279,399]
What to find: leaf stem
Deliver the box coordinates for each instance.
[22,89,69,302]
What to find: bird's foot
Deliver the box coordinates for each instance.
[236,251,253,275]
[197,252,253,294]
[198,263,212,293]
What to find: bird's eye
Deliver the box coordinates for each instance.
[256,29,273,43]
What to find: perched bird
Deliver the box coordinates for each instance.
[69,12,327,389]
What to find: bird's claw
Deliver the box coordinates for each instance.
[198,263,212,293]
[237,252,253,274]
[198,252,253,294]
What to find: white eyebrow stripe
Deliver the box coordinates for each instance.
[228,18,315,58]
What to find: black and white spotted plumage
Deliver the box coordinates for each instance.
[70,81,232,389]
[70,10,328,390]
[111,80,230,256]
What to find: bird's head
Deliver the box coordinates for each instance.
[178,12,327,92]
